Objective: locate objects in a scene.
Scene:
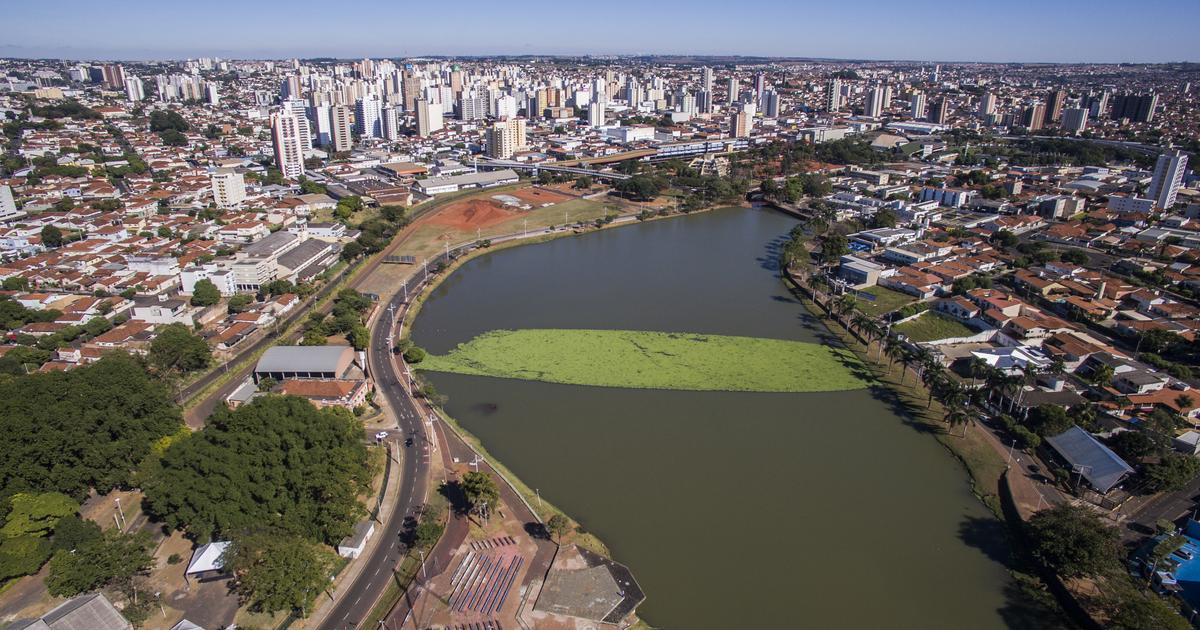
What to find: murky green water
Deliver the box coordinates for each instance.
[413,207,1016,629]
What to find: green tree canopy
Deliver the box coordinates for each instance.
[45,530,154,597]
[1,492,79,538]
[0,353,182,499]
[222,532,334,615]
[190,278,221,306]
[148,323,212,374]
[41,225,64,248]
[1026,504,1119,578]
[144,396,370,544]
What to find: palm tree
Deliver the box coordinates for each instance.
[945,405,973,436]
[835,294,857,327]
[967,357,989,388]
[851,311,872,341]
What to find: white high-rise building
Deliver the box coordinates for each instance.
[487,118,527,159]
[865,86,886,118]
[493,94,518,119]
[270,111,305,180]
[0,185,18,220]
[458,92,488,121]
[701,66,714,95]
[726,77,738,104]
[587,102,605,127]
[309,105,332,146]
[1148,149,1188,209]
[330,104,353,152]
[592,77,607,105]
[210,169,246,208]
[825,78,842,112]
[356,95,383,138]
[124,76,144,102]
[761,89,779,118]
[416,99,443,137]
[381,106,401,141]
[205,82,220,106]
[729,103,754,138]
[910,92,927,119]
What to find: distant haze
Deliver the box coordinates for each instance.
[4,0,1198,63]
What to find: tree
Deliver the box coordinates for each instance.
[1026,504,1119,578]
[2,276,29,291]
[227,293,253,313]
[403,346,427,364]
[991,230,1018,249]
[572,175,593,190]
[871,208,898,228]
[190,278,221,307]
[0,353,182,498]
[460,471,499,523]
[50,515,102,552]
[46,530,154,597]
[1142,454,1200,493]
[819,233,849,264]
[159,128,188,146]
[0,535,51,581]
[546,514,571,542]
[222,532,333,615]
[149,110,189,133]
[41,225,64,248]
[300,329,327,346]
[1108,430,1160,462]
[1,492,79,538]
[413,518,443,550]
[148,323,212,374]
[143,396,370,544]
[1026,405,1075,437]
[347,325,370,351]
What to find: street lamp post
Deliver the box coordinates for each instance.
[1005,439,1017,469]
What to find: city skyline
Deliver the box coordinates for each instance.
[5,0,1200,64]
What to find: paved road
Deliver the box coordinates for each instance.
[317,288,433,630]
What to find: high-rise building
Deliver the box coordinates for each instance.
[1062,108,1089,134]
[0,185,19,220]
[356,95,383,138]
[729,103,754,138]
[593,77,608,105]
[979,92,997,117]
[824,78,842,112]
[1147,149,1188,209]
[1086,91,1109,119]
[726,77,738,104]
[761,89,779,118]
[210,169,246,208]
[1022,103,1046,132]
[205,82,220,106]
[910,92,927,119]
[588,102,605,127]
[330,104,353,152]
[865,85,886,118]
[697,89,712,114]
[701,66,714,95]
[124,76,144,102]
[381,106,401,141]
[1111,92,1158,123]
[416,99,443,137]
[270,111,305,180]
[754,73,767,110]
[280,75,302,100]
[458,92,488,121]
[402,71,421,111]
[486,118,526,159]
[1044,89,1066,126]
[493,95,518,119]
[100,64,125,89]
[929,97,949,125]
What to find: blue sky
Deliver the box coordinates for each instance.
[4,0,1198,63]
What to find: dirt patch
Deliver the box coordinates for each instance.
[508,186,572,205]
[427,199,521,230]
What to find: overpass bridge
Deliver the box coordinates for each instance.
[474,159,631,181]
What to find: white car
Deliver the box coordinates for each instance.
[374,431,389,441]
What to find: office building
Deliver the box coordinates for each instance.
[486,118,526,159]
[416,99,443,137]
[1148,149,1188,209]
[210,169,246,208]
[270,110,305,180]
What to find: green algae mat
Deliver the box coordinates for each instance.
[418,329,870,393]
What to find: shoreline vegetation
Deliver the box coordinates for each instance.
[418,328,870,393]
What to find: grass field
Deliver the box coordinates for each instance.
[853,285,916,317]
[419,328,871,393]
[893,312,976,342]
